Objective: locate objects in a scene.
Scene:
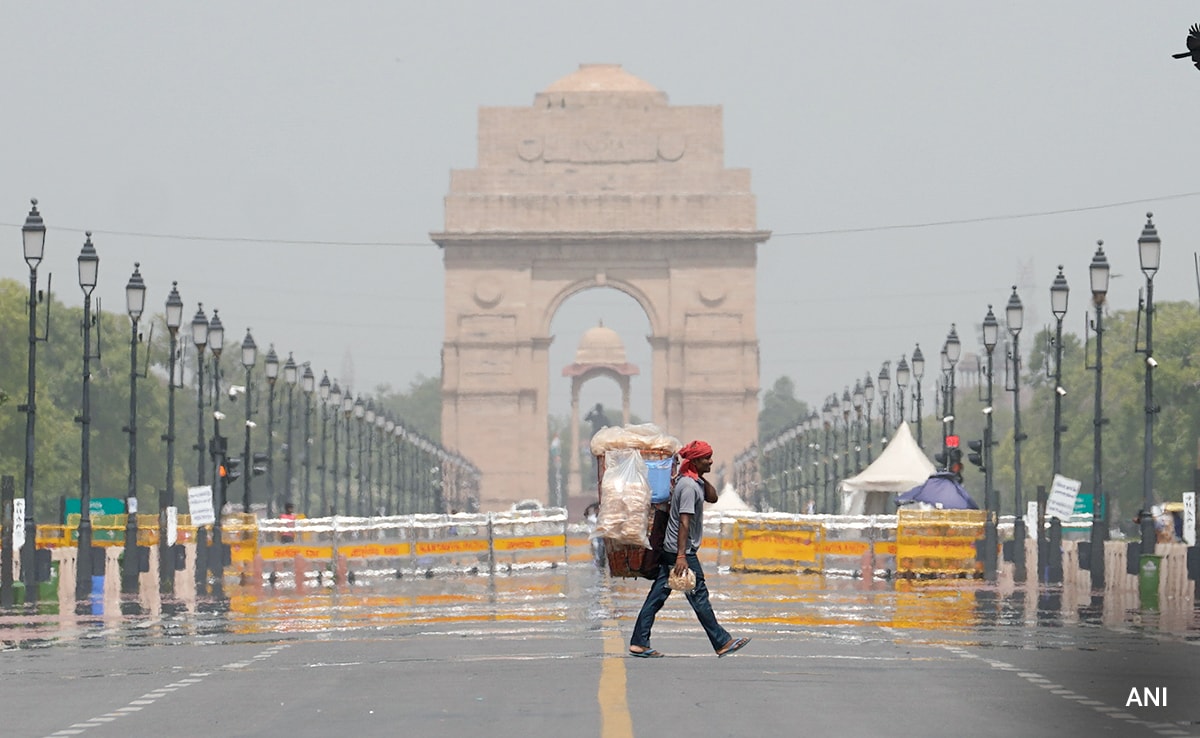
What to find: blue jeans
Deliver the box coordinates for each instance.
[630,551,731,652]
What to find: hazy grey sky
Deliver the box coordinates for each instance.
[4,3,1200,427]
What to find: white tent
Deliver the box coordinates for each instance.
[707,482,753,512]
[837,422,936,515]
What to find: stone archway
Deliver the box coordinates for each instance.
[432,64,770,511]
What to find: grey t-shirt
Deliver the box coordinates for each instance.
[664,476,704,555]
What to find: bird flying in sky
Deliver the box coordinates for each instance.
[1171,23,1200,70]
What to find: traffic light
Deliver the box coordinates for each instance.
[220,456,242,483]
[948,448,963,477]
[252,451,269,477]
[967,439,986,471]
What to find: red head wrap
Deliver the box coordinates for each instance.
[677,440,713,480]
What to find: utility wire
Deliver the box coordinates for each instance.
[5,190,1200,245]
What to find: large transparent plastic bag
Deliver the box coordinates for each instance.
[593,449,652,547]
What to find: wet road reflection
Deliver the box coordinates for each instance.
[2,563,1196,651]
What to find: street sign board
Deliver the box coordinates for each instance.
[1046,474,1082,521]
[64,497,126,519]
[187,486,215,526]
[12,499,24,551]
[1184,492,1196,546]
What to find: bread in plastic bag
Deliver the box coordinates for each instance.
[667,566,696,593]
[590,423,682,457]
[593,449,652,547]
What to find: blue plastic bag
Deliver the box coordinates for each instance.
[646,458,674,504]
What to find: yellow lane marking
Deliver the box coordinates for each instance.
[599,618,634,738]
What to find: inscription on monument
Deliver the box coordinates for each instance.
[517,134,686,163]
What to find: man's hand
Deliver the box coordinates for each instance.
[673,556,690,578]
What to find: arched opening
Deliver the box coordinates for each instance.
[548,287,652,510]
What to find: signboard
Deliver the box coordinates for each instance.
[1026,501,1039,539]
[1073,492,1105,517]
[187,486,215,526]
[1046,474,1082,521]
[166,506,178,546]
[64,497,126,519]
[1184,492,1196,547]
[12,499,24,551]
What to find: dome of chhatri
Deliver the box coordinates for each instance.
[574,321,627,365]
[543,63,659,94]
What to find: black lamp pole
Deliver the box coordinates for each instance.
[945,325,961,442]
[877,362,891,448]
[191,305,208,486]
[1006,286,1027,582]
[1049,267,1069,479]
[911,345,925,448]
[1087,242,1110,590]
[364,401,376,514]
[302,365,315,517]
[283,353,297,509]
[241,329,257,513]
[159,282,183,594]
[1137,213,1161,555]
[20,199,47,606]
[328,382,343,515]
[895,355,909,433]
[74,233,100,603]
[318,372,331,516]
[206,310,225,595]
[863,373,875,464]
[263,346,279,518]
[189,305,208,593]
[852,381,864,474]
[384,417,396,514]
[354,396,366,515]
[981,305,1000,581]
[342,391,354,515]
[376,414,387,514]
[122,263,147,594]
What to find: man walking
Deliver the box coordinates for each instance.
[629,440,750,658]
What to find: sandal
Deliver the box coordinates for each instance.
[628,648,664,658]
[717,637,750,658]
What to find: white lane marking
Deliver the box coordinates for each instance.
[40,643,291,738]
[938,644,1199,738]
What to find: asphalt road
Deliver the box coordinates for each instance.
[3,566,1197,738]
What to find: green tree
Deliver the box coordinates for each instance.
[759,376,810,439]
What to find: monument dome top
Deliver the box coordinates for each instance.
[543,64,659,94]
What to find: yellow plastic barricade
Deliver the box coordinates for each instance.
[730,518,823,573]
[895,509,985,577]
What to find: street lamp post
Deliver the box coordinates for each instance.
[342,391,354,515]
[206,310,225,594]
[1136,213,1161,555]
[385,418,396,514]
[1006,286,1027,582]
[20,199,47,606]
[75,233,100,603]
[1087,242,1110,590]
[283,353,298,510]
[911,345,925,448]
[821,401,833,513]
[375,413,386,515]
[121,263,147,594]
[895,355,909,432]
[302,365,315,517]
[878,362,891,448]
[263,347,279,518]
[159,282,183,594]
[1049,267,1069,479]
[318,372,331,516]
[328,382,342,515]
[354,397,366,514]
[852,381,864,473]
[863,373,875,464]
[944,325,961,443]
[189,304,208,592]
[240,329,257,513]
[981,305,1000,581]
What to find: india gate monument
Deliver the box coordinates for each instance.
[433,64,770,512]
